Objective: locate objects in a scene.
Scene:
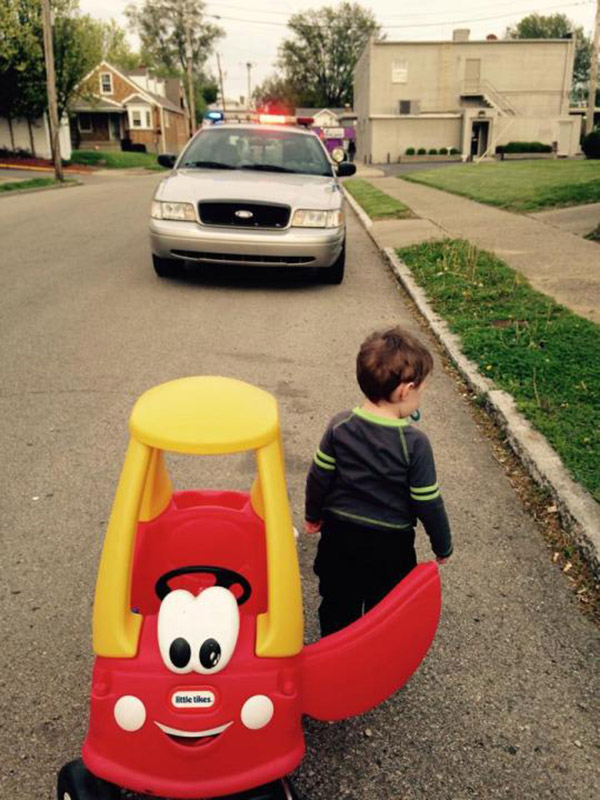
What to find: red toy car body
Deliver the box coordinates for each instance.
[58,378,441,800]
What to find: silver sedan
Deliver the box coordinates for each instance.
[149,124,356,284]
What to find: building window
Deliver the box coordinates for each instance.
[128,106,152,130]
[392,60,408,84]
[78,113,92,133]
[100,73,113,95]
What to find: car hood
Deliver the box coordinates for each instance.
[155,169,342,210]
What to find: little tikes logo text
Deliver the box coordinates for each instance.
[171,690,215,709]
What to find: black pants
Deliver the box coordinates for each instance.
[314,514,416,637]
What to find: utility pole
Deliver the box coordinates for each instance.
[587,0,600,135]
[246,62,254,110]
[41,0,63,182]
[185,20,196,136]
[217,53,227,115]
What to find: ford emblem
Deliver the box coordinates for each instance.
[235,210,254,219]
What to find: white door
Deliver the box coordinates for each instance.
[557,121,571,156]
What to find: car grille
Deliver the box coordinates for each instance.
[198,202,291,229]
[171,250,315,265]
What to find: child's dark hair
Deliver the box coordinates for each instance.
[356,326,433,402]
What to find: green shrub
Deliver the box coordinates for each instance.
[582,130,600,159]
[496,141,552,154]
[417,147,427,155]
[428,148,438,155]
[449,147,460,155]
[405,147,415,155]
[439,147,449,155]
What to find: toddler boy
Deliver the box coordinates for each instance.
[305,326,452,636]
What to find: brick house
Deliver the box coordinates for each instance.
[70,61,190,154]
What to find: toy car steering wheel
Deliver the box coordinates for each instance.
[155,565,252,605]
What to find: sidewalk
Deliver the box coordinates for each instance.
[356,170,600,324]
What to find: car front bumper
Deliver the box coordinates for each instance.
[149,219,344,268]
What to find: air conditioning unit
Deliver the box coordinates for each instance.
[399,100,420,115]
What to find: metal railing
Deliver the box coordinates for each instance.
[461,79,516,116]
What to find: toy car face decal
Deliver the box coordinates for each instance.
[158,586,240,675]
[155,720,233,747]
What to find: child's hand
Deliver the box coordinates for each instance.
[305,519,322,534]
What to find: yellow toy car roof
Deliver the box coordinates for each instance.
[129,376,279,454]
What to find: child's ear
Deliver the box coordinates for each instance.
[391,382,413,402]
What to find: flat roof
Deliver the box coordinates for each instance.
[373,38,572,46]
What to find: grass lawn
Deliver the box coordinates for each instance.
[67,150,166,170]
[0,177,74,193]
[397,239,600,501]
[402,160,600,212]
[344,178,414,219]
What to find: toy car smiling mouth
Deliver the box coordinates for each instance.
[156,721,233,746]
[57,376,441,800]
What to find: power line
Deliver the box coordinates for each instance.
[205,1,594,30]
[206,0,592,22]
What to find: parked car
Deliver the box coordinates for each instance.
[149,122,356,284]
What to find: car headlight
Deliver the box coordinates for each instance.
[291,209,344,228]
[151,201,196,221]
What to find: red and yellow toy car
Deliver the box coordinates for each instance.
[57,377,441,800]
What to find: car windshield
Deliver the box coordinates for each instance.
[179,128,333,177]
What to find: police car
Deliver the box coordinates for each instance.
[149,115,356,284]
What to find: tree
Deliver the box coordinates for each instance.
[125,0,223,122]
[277,2,381,108]
[505,13,592,90]
[100,19,140,71]
[252,75,302,113]
[0,0,107,155]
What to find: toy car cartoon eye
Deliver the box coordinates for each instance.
[158,586,239,675]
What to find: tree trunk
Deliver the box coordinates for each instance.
[27,119,36,157]
[7,117,15,151]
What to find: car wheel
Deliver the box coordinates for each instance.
[152,254,182,278]
[57,759,120,800]
[319,244,345,285]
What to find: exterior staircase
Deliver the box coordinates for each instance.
[460,79,516,161]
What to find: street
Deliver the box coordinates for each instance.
[0,174,598,800]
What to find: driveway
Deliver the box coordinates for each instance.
[0,174,598,800]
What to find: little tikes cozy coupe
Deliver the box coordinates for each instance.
[57,377,441,800]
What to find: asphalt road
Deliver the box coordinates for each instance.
[0,175,598,800]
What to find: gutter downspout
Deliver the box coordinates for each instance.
[159,105,166,154]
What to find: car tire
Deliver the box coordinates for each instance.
[319,244,345,285]
[152,254,182,278]
[57,759,120,800]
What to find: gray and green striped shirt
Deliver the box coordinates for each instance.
[305,407,452,558]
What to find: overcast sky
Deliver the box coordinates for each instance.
[78,0,597,99]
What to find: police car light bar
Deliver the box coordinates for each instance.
[258,114,289,124]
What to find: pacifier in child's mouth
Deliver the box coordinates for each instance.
[410,409,421,422]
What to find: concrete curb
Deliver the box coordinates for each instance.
[342,186,600,577]
[0,162,92,175]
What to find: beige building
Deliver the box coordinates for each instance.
[354,31,581,164]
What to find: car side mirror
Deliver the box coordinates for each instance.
[157,154,177,169]
[337,162,356,177]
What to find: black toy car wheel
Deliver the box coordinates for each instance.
[152,254,182,278]
[319,244,345,284]
[57,759,120,800]
[225,776,303,800]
